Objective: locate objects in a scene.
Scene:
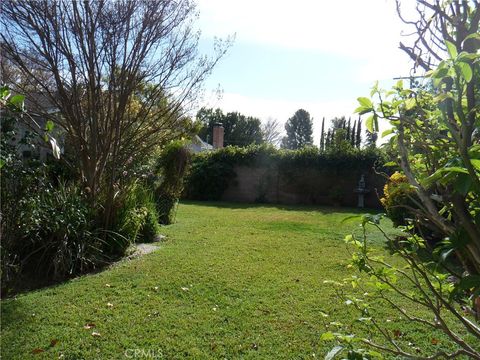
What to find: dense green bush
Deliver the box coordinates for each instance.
[17,183,103,277]
[1,88,108,292]
[185,144,386,201]
[154,141,191,224]
[112,182,161,252]
[1,157,104,292]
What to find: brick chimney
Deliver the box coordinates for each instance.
[212,123,224,149]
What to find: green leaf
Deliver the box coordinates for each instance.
[457,62,472,83]
[370,81,379,97]
[381,128,393,137]
[457,52,478,62]
[354,105,372,115]
[423,166,469,187]
[404,98,416,111]
[0,86,10,99]
[365,115,377,133]
[440,167,469,174]
[45,120,55,132]
[434,92,454,103]
[470,159,480,171]
[383,161,397,167]
[454,173,472,196]
[9,94,25,110]
[320,332,336,341]
[463,33,480,43]
[341,215,362,224]
[0,159,5,169]
[445,40,458,59]
[357,97,373,108]
[325,345,343,360]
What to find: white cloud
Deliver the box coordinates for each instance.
[194,0,420,144]
[197,0,417,58]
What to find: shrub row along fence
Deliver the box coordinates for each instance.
[184,145,388,208]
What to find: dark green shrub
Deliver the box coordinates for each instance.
[155,141,191,224]
[140,206,162,243]
[18,183,104,277]
[112,182,161,249]
[186,160,235,200]
[184,144,386,201]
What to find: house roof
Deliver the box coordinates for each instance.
[187,135,213,153]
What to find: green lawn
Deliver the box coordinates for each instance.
[1,202,448,359]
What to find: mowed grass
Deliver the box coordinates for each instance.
[1,202,446,359]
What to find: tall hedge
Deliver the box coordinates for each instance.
[185,144,386,201]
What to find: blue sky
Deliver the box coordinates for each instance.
[195,0,419,144]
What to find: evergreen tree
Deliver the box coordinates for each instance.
[356,118,362,148]
[365,131,378,148]
[320,117,325,151]
[351,120,357,147]
[281,109,314,149]
[197,108,264,147]
[346,117,352,143]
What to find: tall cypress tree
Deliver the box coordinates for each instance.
[356,117,362,148]
[351,120,357,147]
[346,117,351,143]
[320,117,325,151]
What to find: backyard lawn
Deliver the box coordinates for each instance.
[1,202,447,359]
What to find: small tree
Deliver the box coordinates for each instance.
[323,1,480,358]
[281,109,313,149]
[1,0,230,226]
[262,117,282,146]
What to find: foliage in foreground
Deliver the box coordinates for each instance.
[324,1,480,358]
[323,214,480,359]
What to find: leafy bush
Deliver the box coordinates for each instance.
[185,144,386,201]
[154,141,191,224]
[140,207,162,242]
[186,160,235,200]
[113,182,161,251]
[380,172,416,227]
[324,2,480,357]
[17,183,103,277]
[0,87,107,292]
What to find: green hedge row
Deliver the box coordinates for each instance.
[185,144,386,201]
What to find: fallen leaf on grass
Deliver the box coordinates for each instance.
[431,338,439,345]
[106,303,114,308]
[181,287,189,292]
[50,339,58,347]
[84,323,96,329]
[393,329,402,338]
[32,348,45,354]
[91,331,101,337]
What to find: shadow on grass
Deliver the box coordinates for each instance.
[180,200,384,215]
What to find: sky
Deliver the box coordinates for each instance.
[195,0,419,145]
